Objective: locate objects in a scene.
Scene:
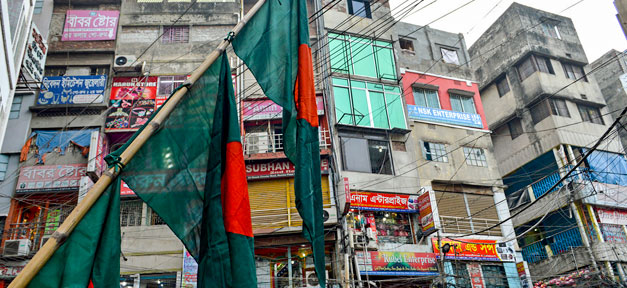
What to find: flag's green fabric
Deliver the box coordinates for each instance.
[28,177,121,288]
[232,0,326,286]
[105,52,256,287]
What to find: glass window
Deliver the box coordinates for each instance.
[373,212,413,244]
[550,99,570,118]
[531,100,551,124]
[496,76,510,97]
[341,137,393,174]
[517,57,536,81]
[162,26,189,43]
[368,140,392,174]
[370,91,389,129]
[328,34,396,80]
[9,96,22,119]
[578,104,604,125]
[0,155,8,181]
[34,0,44,14]
[450,94,476,113]
[399,38,414,51]
[452,263,470,288]
[440,47,460,65]
[158,75,187,96]
[121,200,143,227]
[413,88,440,108]
[351,38,377,79]
[481,264,508,288]
[423,142,448,162]
[535,56,554,74]
[540,22,561,39]
[375,45,397,80]
[463,147,487,167]
[385,87,406,129]
[562,62,587,81]
[333,85,354,125]
[347,0,371,18]
[518,55,554,81]
[508,118,523,140]
[329,34,350,74]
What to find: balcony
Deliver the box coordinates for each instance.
[439,215,502,237]
[243,129,331,155]
[0,222,49,257]
[520,226,583,264]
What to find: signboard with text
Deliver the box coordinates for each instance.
[120,180,135,196]
[349,191,419,212]
[62,10,119,41]
[431,238,516,262]
[418,191,435,234]
[87,131,109,178]
[40,76,106,105]
[182,248,198,288]
[106,77,158,131]
[467,263,485,288]
[0,261,27,279]
[356,251,438,276]
[22,24,47,83]
[407,105,483,128]
[16,164,87,193]
[596,207,627,225]
[242,96,325,121]
[246,158,328,180]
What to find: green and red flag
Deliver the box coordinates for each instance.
[233,0,326,286]
[28,177,121,288]
[106,52,256,287]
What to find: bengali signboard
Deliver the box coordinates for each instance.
[106,77,158,131]
[431,238,516,262]
[22,24,47,83]
[0,261,27,279]
[246,158,329,180]
[87,131,109,178]
[467,263,485,288]
[39,76,106,105]
[120,180,135,196]
[182,248,198,288]
[356,251,438,276]
[418,191,435,234]
[242,96,325,121]
[62,10,119,41]
[349,191,419,212]
[596,207,627,225]
[407,105,483,128]
[16,164,87,193]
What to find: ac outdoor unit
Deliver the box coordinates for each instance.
[305,270,328,288]
[113,55,145,72]
[246,132,270,154]
[354,230,377,250]
[323,207,338,225]
[3,239,31,257]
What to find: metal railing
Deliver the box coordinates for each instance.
[243,129,331,155]
[1,222,49,255]
[439,215,502,236]
[521,241,548,264]
[520,226,582,264]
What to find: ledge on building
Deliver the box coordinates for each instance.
[335,123,411,136]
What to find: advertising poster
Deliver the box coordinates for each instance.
[16,164,87,193]
[418,191,435,234]
[62,10,119,41]
[349,191,419,212]
[40,76,106,105]
[106,77,158,131]
[432,238,516,262]
[22,24,47,83]
[182,248,198,288]
[242,96,325,120]
[467,263,485,288]
[356,251,439,276]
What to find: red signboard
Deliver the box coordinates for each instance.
[596,207,627,225]
[120,180,135,196]
[246,159,328,180]
[106,76,158,131]
[467,263,485,288]
[431,238,516,262]
[418,191,435,234]
[356,251,439,276]
[16,164,87,193]
[349,191,419,212]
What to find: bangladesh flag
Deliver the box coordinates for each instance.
[105,52,256,287]
[232,0,326,286]
[28,177,121,288]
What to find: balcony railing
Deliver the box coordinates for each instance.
[1,222,50,256]
[243,129,331,155]
[439,215,502,237]
[521,241,548,264]
[520,226,583,264]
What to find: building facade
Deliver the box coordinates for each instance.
[470,3,627,285]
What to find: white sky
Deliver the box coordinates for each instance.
[390,0,627,62]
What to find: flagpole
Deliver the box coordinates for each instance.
[9,0,267,286]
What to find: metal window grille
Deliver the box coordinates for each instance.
[423,142,448,162]
[162,26,189,44]
[121,200,143,227]
[463,147,487,167]
[150,209,166,225]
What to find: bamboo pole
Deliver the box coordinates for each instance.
[9,1,267,286]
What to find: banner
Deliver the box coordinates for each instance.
[0,261,27,279]
[596,207,627,225]
[431,238,516,262]
[246,158,328,180]
[106,77,158,131]
[40,76,106,105]
[356,251,438,276]
[407,105,483,128]
[242,96,325,121]
[467,263,485,288]
[120,180,135,196]
[349,191,419,212]
[62,10,119,41]
[16,164,87,193]
[87,131,109,178]
[22,24,47,83]
[418,191,435,234]
[182,248,198,288]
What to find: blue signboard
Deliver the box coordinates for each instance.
[39,75,107,105]
[407,105,483,128]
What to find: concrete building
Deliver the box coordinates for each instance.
[470,3,627,284]
[616,0,627,38]
[394,21,521,287]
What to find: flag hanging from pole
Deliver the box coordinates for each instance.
[232,0,326,286]
[105,52,256,287]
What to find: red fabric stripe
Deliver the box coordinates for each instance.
[294,44,319,127]
[221,141,254,237]
[88,279,94,288]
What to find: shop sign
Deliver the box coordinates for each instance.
[16,164,87,193]
[182,248,198,288]
[246,158,329,180]
[431,238,516,262]
[349,191,419,212]
[120,180,135,196]
[39,76,106,105]
[596,207,627,225]
[517,262,530,288]
[418,191,435,234]
[106,77,158,131]
[356,251,438,276]
[22,24,47,83]
[0,261,27,279]
[87,131,109,178]
[242,96,325,121]
[78,176,94,203]
[62,10,119,41]
[467,263,485,288]
[407,105,483,128]
[600,223,627,243]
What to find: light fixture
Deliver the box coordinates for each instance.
[385,213,389,217]
[121,281,127,286]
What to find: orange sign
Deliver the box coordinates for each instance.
[431,238,515,262]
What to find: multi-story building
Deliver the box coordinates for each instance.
[470,3,627,284]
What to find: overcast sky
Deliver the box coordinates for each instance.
[390,0,627,62]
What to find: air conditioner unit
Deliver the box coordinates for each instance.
[4,239,31,256]
[323,207,337,225]
[304,270,328,288]
[353,230,377,250]
[40,235,52,249]
[113,55,145,72]
[245,132,270,154]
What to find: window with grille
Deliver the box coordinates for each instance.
[423,142,447,162]
[0,155,8,181]
[561,62,587,81]
[158,75,187,96]
[9,96,21,119]
[578,104,604,125]
[463,147,487,167]
[507,118,523,140]
[481,264,508,288]
[162,26,189,44]
[121,200,143,227]
[496,76,510,97]
[90,66,109,76]
[150,208,166,225]
[517,55,554,81]
[413,88,440,109]
[449,94,476,113]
